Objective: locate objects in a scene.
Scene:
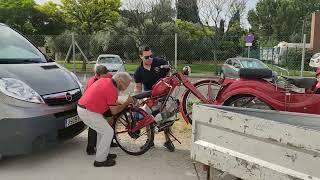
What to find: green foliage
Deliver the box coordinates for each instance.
[60,0,121,34]
[248,0,320,42]
[45,30,73,59]
[0,0,37,34]
[34,2,67,35]
[0,0,67,35]
[176,20,214,63]
[176,19,213,39]
[285,49,315,71]
[177,0,201,23]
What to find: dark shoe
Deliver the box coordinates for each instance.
[164,140,175,152]
[94,159,116,167]
[107,153,117,160]
[110,141,118,147]
[86,146,96,155]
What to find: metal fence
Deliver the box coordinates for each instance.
[26,33,315,77]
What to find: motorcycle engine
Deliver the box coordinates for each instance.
[141,96,179,123]
[160,97,179,121]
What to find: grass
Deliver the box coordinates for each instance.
[268,64,315,77]
[55,60,218,74]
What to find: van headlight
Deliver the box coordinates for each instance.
[70,72,83,92]
[0,78,44,103]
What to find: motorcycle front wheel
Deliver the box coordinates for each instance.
[181,80,221,124]
[113,110,154,156]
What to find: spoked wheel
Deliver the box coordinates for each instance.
[114,110,154,156]
[181,80,221,124]
[224,95,272,110]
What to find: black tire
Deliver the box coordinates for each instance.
[223,95,273,110]
[181,80,221,124]
[114,110,154,156]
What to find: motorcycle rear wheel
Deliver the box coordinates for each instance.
[114,110,154,156]
[223,95,273,110]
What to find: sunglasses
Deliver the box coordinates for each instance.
[143,55,153,59]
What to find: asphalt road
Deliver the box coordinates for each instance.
[0,73,209,180]
[0,132,206,180]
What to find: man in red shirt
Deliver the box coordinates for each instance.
[77,72,133,167]
[85,65,112,91]
[85,65,115,155]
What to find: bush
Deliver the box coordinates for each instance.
[285,49,314,71]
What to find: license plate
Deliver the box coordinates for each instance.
[65,115,81,127]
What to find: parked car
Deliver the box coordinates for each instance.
[0,23,86,158]
[96,54,126,74]
[221,58,271,78]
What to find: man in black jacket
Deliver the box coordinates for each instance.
[133,46,175,152]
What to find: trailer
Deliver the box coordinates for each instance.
[191,105,320,180]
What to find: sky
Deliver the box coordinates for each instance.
[34,0,259,28]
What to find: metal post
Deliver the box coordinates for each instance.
[301,19,305,43]
[248,46,250,58]
[175,33,178,68]
[72,33,76,73]
[174,0,178,69]
[301,34,307,77]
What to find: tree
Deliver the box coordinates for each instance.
[60,0,121,34]
[176,19,214,63]
[0,0,38,34]
[196,0,247,61]
[248,0,320,43]
[119,0,175,51]
[34,1,67,35]
[198,0,248,28]
[0,0,68,35]
[177,0,201,23]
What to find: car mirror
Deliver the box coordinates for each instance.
[123,60,126,64]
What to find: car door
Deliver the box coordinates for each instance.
[230,60,241,78]
[222,59,234,78]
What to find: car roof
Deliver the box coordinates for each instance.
[98,54,120,58]
[227,58,260,61]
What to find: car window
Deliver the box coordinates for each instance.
[98,56,122,64]
[240,59,268,69]
[0,25,46,64]
[226,59,232,65]
[232,60,241,68]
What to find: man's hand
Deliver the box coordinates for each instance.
[134,83,142,94]
[125,96,135,105]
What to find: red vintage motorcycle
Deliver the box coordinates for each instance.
[113,65,220,155]
[113,65,320,156]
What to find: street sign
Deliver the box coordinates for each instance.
[245,33,254,44]
[245,33,254,58]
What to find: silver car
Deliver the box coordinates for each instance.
[221,58,270,78]
[0,24,86,158]
[96,54,126,74]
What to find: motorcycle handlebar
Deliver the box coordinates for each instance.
[159,65,171,69]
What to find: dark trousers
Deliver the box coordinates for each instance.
[87,128,97,148]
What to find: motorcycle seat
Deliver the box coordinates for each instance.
[284,77,317,89]
[239,68,273,79]
[133,91,152,99]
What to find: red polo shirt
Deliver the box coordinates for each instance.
[85,73,113,91]
[79,78,118,114]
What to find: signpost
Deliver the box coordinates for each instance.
[245,33,254,58]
